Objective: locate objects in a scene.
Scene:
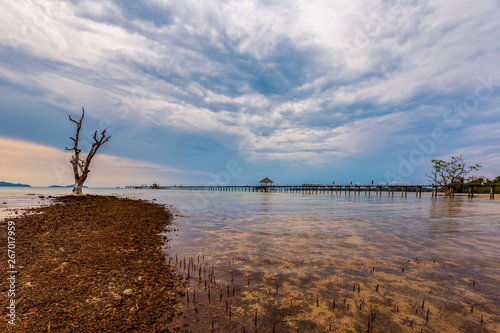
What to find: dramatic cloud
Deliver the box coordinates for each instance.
[0,0,499,185]
[0,137,204,186]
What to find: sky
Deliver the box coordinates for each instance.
[0,0,499,187]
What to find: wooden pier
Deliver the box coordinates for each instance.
[125,184,445,198]
[125,184,498,199]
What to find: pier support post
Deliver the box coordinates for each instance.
[491,185,495,200]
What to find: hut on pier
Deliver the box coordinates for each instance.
[258,177,274,191]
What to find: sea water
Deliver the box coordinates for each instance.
[1,187,499,331]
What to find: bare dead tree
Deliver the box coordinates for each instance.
[66,108,111,195]
[426,155,481,196]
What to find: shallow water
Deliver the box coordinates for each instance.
[2,188,499,331]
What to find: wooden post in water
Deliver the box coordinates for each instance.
[491,185,495,200]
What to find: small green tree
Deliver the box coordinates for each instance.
[427,155,481,196]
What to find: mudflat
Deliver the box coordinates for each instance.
[1,195,181,332]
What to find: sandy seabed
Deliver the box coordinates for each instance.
[166,250,499,332]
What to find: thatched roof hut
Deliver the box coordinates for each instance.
[259,177,274,186]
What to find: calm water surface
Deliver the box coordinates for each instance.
[2,187,499,331]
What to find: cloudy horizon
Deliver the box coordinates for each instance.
[1,0,499,187]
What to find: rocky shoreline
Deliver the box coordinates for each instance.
[1,195,182,332]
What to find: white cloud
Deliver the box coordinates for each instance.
[1,0,499,170]
[0,136,203,187]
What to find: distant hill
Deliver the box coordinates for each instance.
[49,185,89,188]
[0,181,31,187]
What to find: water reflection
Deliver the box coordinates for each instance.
[2,188,499,331]
[259,192,271,213]
[160,191,500,332]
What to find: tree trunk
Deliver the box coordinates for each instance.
[445,186,453,196]
[72,179,85,195]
